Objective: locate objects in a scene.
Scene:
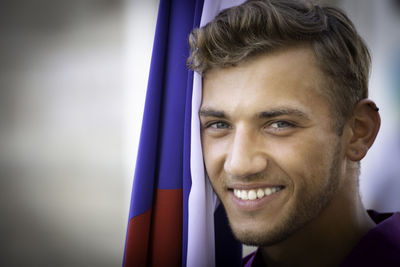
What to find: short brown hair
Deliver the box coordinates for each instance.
[187,0,371,132]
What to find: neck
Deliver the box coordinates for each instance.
[260,181,375,267]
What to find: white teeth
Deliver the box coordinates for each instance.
[233,186,283,201]
[257,188,264,198]
[248,190,257,200]
[265,188,272,196]
[236,189,241,198]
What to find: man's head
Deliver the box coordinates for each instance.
[188,0,380,247]
[188,0,371,133]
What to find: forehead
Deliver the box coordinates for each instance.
[201,46,331,118]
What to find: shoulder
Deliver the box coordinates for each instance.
[340,211,400,267]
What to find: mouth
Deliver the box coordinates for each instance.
[227,185,286,211]
[232,186,285,201]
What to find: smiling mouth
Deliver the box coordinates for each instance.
[233,186,285,201]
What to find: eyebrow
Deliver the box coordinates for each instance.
[199,109,228,119]
[258,108,310,120]
[199,107,310,120]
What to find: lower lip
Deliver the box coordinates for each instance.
[230,189,284,211]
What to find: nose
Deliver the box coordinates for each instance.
[224,129,267,178]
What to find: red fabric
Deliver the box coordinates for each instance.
[149,189,183,267]
[124,189,183,267]
[124,209,152,267]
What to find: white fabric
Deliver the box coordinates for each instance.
[187,0,245,266]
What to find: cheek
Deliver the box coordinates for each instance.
[201,136,229,178]
[268,134,336,185]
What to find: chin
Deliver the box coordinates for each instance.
[226,202,318,247]
[229,220,293,247]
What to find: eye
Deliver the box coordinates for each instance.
[264,120,297,135]
[270,121,292,129]
[201,120,232,137]
[208,121,231,129]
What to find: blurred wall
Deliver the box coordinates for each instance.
[0,0,158,266]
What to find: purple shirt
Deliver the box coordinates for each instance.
[243,210,400,266]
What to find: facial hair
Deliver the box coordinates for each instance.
[222,143,342,247]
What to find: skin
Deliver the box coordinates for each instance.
[200,46,381,266]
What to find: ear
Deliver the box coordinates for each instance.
[346,99,381,161]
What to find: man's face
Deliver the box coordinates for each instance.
[200,46,347,246]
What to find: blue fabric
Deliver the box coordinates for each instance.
[124,0,204,265]
[128,0,170,220]
[157,0,202,190]
[127,0,204,220]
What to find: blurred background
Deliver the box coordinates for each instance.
[0,0,398,266]
[0,0,158,266]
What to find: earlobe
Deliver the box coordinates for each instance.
[346,99,381,161]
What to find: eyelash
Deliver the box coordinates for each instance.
[268,120,296,130]
[204,121,231,129]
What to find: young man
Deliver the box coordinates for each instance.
[187,0,400,266]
